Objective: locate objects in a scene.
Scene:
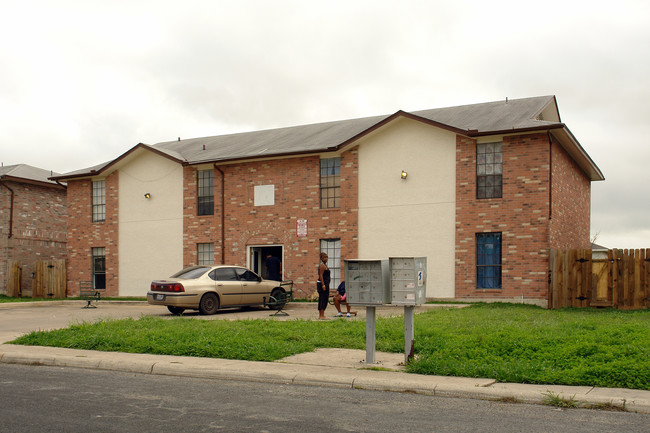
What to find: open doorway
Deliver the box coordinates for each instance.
[248,245,283,280]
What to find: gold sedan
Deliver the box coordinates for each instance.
[147,265,291,315]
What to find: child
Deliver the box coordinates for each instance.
[333,281,356,317]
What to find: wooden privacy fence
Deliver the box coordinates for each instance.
[6,260,22,297]
[550,249,650,310]
[32,259,66,298]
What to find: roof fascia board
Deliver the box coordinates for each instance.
[466,123,565,138]
[551,127,604,181]
[188,148,326,167]
[0,175,66,189]
[470,124,603,181]
[333,110,469,153]
[51,143,185,181]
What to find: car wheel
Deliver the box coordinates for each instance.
[199,293,220,315]
[268,288,287,310]
[167,306,185,315]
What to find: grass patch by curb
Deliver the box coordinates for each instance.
[10,303,650,390]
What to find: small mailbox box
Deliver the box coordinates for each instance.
[345,259,390,305]
[389,257,427,305]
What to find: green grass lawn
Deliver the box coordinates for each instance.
[9,303,650,390]
[0,295,63,303]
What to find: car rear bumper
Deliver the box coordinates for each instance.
[147,292,200,308]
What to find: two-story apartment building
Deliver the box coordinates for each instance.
[1,164,67,296]
[53,96,603,306]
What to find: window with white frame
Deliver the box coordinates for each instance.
[319,238,341,290]
[92,180,106,222]
[197,243,214,265]
[92,247,106,290]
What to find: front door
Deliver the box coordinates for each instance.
[249,245,283,280]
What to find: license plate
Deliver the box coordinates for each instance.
[154,294,165,301]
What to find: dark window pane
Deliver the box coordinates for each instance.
[235,268,259,282]
[92,180,106,222]
[476,142,503,199]
[476,233,502,289]
[92,247,106,290]
[320,158,341,209]
[197,170,214,215]
[211,267,238,281]
[172,266,210,279]
[94,273,106,290]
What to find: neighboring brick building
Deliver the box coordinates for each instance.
[0,164,67,296]
[53,96,603,306]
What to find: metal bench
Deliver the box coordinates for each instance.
[79,281,103,308]
[263,280,293,316]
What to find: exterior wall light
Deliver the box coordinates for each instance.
[401,170,408,179]
[144,193,151,199]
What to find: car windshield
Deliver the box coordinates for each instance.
[170,266,210,279]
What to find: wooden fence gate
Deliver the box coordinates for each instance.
[33,259,66,298]
[6,260,22,297]
[550,249,650,310]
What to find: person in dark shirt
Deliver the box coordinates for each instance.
[265,254,282,281]
[317,252,330,320]
[333,281,356,317]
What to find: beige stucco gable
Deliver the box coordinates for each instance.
[354,116,456,298]
[118,150,184,296]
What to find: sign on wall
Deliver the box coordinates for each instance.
[297,218,308,237]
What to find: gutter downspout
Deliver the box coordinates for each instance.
[547,131,554,307]
[0,180,14,238]
[547,130,553,221]
[214,165,225,264]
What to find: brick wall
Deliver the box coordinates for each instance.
[549,140,591,249]
[183,166,221,265]
[60,134,591,300]
[0,181,67,294]
[455,133,552,301]
[0,185,10,291]
[183,151,359,294]
[65,172,119,296]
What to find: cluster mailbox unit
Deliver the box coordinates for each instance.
[344,259,390,305]
[344,257,427,365]
[389,257,427,305]
[344,257,426,306]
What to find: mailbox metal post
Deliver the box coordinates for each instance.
[365,306,376,364]
[389,257,426,365]
[346,257,426,365]
[404,306,415,364]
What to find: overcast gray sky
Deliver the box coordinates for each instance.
[1,0,648,248]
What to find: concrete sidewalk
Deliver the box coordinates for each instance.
[0,301,648,413]
[1,344,648,413]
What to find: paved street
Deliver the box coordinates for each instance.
[3,363,649,433]
[1,300,649,415]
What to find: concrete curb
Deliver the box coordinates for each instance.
[2,344,648,414]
